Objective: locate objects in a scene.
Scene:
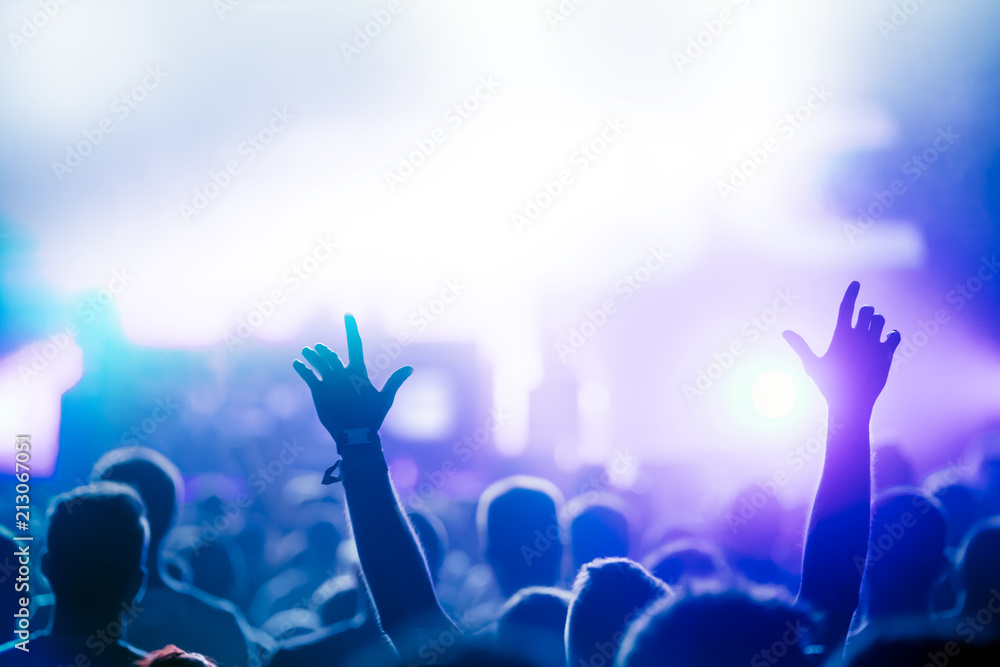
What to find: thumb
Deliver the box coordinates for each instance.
[782,330,818,367]
[380,366,413,407]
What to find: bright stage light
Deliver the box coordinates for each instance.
[0,340,83,477]
[382,369,457,442]
[751,370,797,419]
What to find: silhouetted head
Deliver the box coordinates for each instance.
[617,587,812,667]
[91,446,182,550]
[566,558,671,667]
[303,519,341,566]
[642,538,731,588]
[569,496,630,572]
[862,489,948,618]
[187,535,241,600]
[717,485,784,560]
[957,516,1000,621]
[42,482,149,623]
[136,645,218,666]
[409,510,448,583]
[477,476,565,597]
[495,586,572,667]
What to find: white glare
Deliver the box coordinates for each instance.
[751,370,797,419]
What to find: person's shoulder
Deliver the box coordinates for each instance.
[153,580,260,652]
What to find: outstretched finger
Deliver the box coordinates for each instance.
[855,305,875,332]
[868,314,886,342]
[315,344,346,377]
[381,366,413,407]
[883,329,902,356]
[293,359,321,390]
[782,330,818,367]
[302,347,335,380]
[344,314,368,377]
[836,281,861,333]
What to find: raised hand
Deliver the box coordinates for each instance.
[292,315,458,653]
[292,314,412,443]
[782,281,901,412]
[788,282,900,649]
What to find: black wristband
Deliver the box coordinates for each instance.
[323,431,384,485]
[333,427,379,452]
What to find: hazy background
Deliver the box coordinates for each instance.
[2,0,1000,521]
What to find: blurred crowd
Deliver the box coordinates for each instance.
[2,285,1000,667]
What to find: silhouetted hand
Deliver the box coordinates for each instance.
[292,316,456,652]
[783,281,901,412]
[293,314,412,443]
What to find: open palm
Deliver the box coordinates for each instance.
[293,314,412,442]
[783,281,901,411]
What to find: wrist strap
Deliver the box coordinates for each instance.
[323,430,383,485]
[341,427,375,446]
[321,460,342,485]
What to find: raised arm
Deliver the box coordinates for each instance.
[293,315,458,659]
[782,281,900,648]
